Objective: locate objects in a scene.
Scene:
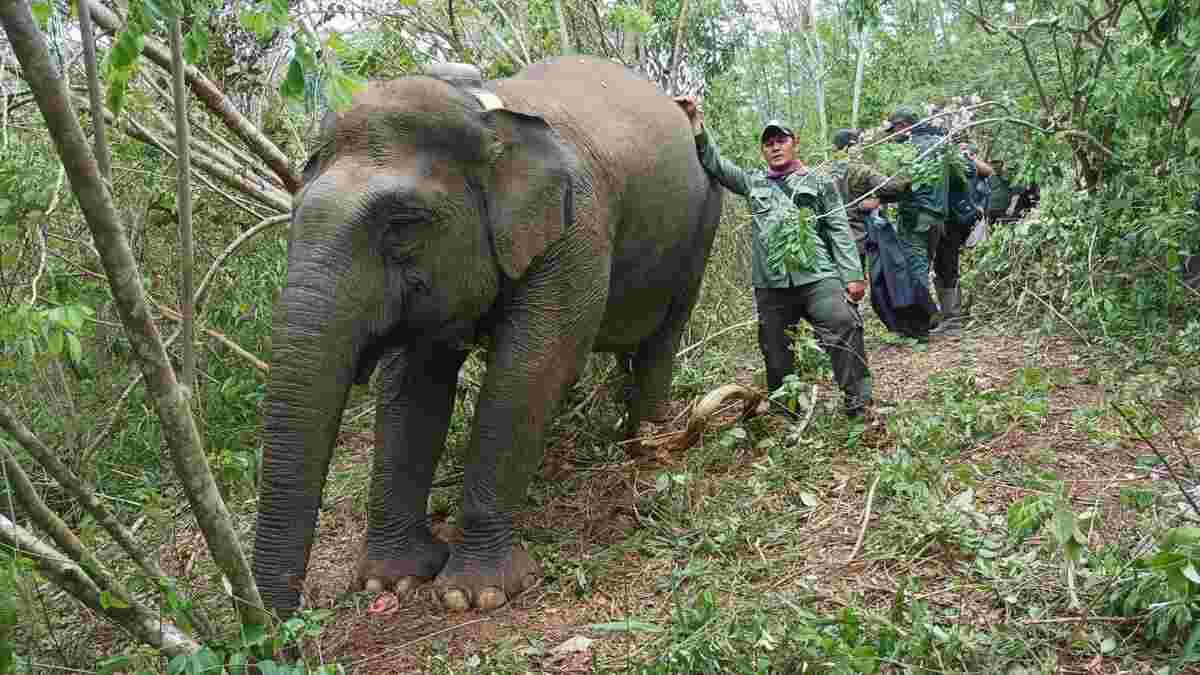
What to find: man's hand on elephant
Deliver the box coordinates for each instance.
[846,280,866,303]
[673,95,705,135]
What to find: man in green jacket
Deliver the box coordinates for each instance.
[884,105,970,339]
[677,98,875,418]
[830,128,913,272]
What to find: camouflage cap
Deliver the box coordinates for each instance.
[832,128,861,150]
[760,120,796,143]
[884,105,920,130]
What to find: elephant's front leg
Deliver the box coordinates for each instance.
[434,313,596,611]
[356,343,467,596]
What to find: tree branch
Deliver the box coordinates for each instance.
[75,0,110,185]
[1007,26,1054,114]
[141,72,283,192]
[667,0,691,95]
[589,0,621,61]
[155,303,269,373]
[0,403,166,581]
[80,96,291,213]
[0,0,267,627]
[0,513,199,657]
[194,214,290,314]
[85,0,301,194]
[168,8,196,388]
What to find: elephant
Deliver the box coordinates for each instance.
[252,56,723,618]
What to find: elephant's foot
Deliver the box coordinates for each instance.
[433,544,540,612]
[624,401,674,439]
[354,529,449,597]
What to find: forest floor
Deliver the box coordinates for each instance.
[248,314,1200,675]
[118,312,1198,675]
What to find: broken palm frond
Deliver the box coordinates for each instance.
[634,383,764,454]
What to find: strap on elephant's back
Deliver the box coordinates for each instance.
[469,89,505,111]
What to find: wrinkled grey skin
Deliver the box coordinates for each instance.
[252,56,722,618]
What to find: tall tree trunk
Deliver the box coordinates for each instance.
[639,0,651,70]
[553,0,572,54]
[784,37,795,123]
[851,26,868,128]
[802,28,828,142]
[667,0,691,94]
[0,0,267,627]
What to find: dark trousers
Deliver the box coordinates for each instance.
[930,219,968,289]
[754,278,872,412]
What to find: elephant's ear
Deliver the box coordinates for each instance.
[483,109,575,280]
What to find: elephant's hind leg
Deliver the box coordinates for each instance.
[355,343,467,597]
[623,301,690,438]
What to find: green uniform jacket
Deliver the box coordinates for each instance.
[697,131,863,289]
[829,157,912,215]
[830,157,913,250]
[895,128,965,228]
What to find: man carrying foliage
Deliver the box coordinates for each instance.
[882,105,973,340]
[830,127,914,273]
[676,97,880,419]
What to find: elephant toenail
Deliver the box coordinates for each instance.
[476,587,507,610]
[364,578,384,593]
[394,577,419,596]
[440,588,471,612]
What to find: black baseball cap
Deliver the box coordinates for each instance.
[760,120,795,143]
[832,128,860,150]
[884,105,920,131]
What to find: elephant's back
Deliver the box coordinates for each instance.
[490,57,709,214]
[491,57,719,350]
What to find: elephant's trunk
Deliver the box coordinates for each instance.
[253,259,362,616]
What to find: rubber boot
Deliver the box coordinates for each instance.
[930,285,962,338]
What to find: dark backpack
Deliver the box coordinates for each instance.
[948,153,979,229]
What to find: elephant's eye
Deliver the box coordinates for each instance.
[384,235,422,265]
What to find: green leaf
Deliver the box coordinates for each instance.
[0,645,13,674]
[228,653,248,675]
[1181,563,1200,586]
[1100,637,1116,654]
[325,72,365,112]
[67,334,82,364]
[109,30,146,70]
[98,655,134,675]
[107,70,132,116]
[325,32,350,57]
[30,1,51,29]
[1053,505,1075,546]
[184,24,209,64]
[99,590,129,609]
[238,8,277,40]
[189,647,223,673]
[1007,495,1050,539]
[280,58,306,101]
[1164,527,1200,549]
[46,328,63,356]
[239,621,268,647]
[64,305,84,331]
